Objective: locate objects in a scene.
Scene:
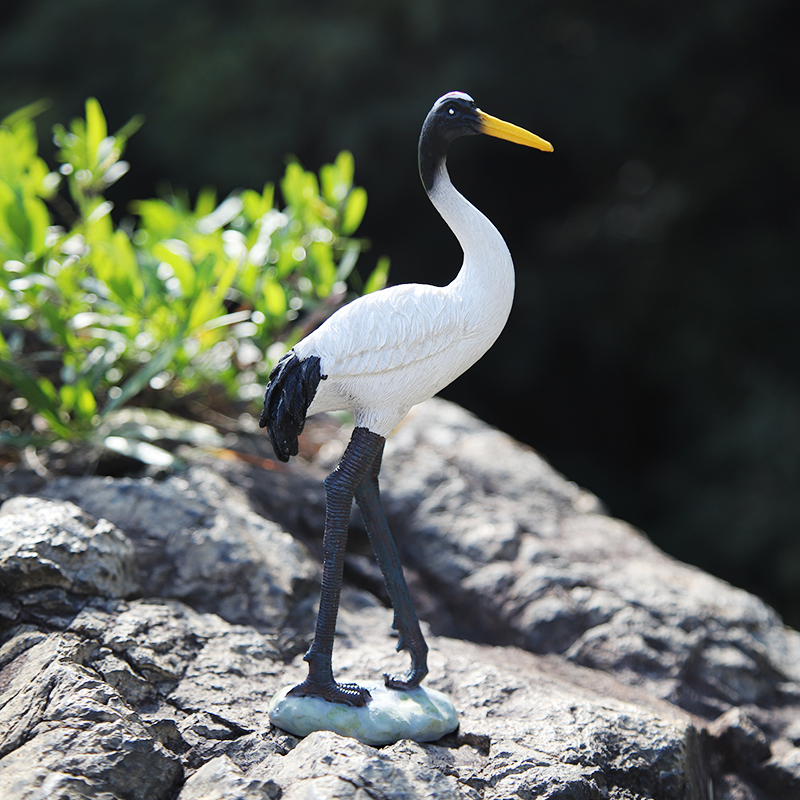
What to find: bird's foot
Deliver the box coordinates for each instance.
[385,631,428,690]
[288,677,372,707]
[383,660,428,691]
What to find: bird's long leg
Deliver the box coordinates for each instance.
[354,444,429,691]
[289,426,384,707]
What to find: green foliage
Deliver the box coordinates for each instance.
[0,99,387,444]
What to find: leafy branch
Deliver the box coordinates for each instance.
[0,98,389,448]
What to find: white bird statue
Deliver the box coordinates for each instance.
[260,91,552,706]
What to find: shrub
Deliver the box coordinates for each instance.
[0,98,388,447]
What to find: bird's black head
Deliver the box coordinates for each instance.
[418,93,481,192]
[423,92,483,144]
[418,91,552,194]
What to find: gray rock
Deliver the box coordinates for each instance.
[0,628,182,800]
[266,730,472,800]
[0,496,137,598]
[257,592,706,799]
[177,755,280,800]
[2,397,800,799]
[375,401,800,719]
[37,467,317,633]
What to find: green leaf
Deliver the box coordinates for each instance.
[114,113,145,145]
[0,199,25,261]
[187,289,224,332]
[335,241,361,282]
[1,193,40,255]
[60,377,100,422]
[364,256,390,294]
[194,186,217,217]
[131,198,182,239]
[85,97,108,168]
[320,151,356,208]
[341,186,367,235]
[76,382,97,418]
[319,163,338,206]
[1,98,51,129]
[309,240,336,296]
[60,382,76,411]
[111,228,145,302]
[153,241,195,295]
[192,252,218,293]
[241,183,276,224]
[334,151,355,189]
[0,96,382,440]
[263,277,287,317]
[281,161,319,209]
[102,336,183,416]
[0,360,73,439]
[210,254,240,305]
[23,194,50,256]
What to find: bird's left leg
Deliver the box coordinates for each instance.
[354,444,429,690]
[290,427,385,706]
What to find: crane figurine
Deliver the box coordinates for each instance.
[261,92,552,709]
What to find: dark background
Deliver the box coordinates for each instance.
[2,0,799,625]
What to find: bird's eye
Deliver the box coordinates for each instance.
[447,107,455,116]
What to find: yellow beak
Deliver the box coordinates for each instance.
[478,110,554,152]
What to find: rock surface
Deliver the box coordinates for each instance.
[0,496,137,598]
[1,398,799,799]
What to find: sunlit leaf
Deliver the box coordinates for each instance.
[334,151,355,189]
[341,186,367,235]
[281,161,319,209]
[364,256,390,294]
[111,229,144,302]
[320,163,342,206]
[335,241,361,282]
[0,97,380,443]
[17,198,48,258]
[241,188,268,223]
[194,186,218,218]
[187,290,224,332]
[210,255,240,304]
[132,198,182,239]
[102,336,183,416]
[1,98,51,129]
[309,240,336,296]
[85,98,108,169]
[263,277,287,317]
[60,383,77,412]
[114,113,145,145]
[153,241,195,295]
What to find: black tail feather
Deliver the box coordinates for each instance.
[259,352,323,462]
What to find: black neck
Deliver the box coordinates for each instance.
[418,115,480,195]
[418,117,448,195]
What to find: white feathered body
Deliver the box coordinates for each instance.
[292,163,515,438]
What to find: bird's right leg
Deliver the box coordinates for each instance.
[354,445,429,691]
[289,426,384,707]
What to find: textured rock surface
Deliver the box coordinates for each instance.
[2,398,799,799]
[36,467,318,633]
[0,628,182,800]
[378,402,800,717]
[0,496,137,598]
[177,755,280,800]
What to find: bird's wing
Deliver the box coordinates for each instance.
[297,284,470,377]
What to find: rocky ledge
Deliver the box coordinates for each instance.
[2,399,799,799]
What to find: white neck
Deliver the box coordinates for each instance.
[427,163,515,331]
